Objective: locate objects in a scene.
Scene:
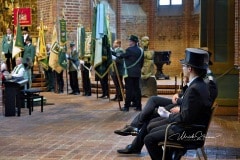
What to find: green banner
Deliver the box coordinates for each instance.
[59,19,67,44]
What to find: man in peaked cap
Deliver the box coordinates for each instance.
[68,41,80,95]
[128,35,139,43]
[143,48,214,160]
[117,35,144,111]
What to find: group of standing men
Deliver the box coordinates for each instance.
[1,27,35,87]
[100,35,144,112]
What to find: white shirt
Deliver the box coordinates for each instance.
[1,62,7,72]
[11,64,25,78]
[187,76,199,87]
[23,34,28,42]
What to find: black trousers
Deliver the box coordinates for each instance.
[130,113,160,151]
[131,96,172,129]
[144,119,172,160]
[4,52,16,71]
[81,63,91,95]
[56,71,64,93]
[99,73,109,96]
[111,73,123,99]
[127,96,173,152]
[124,77,141,109]
[69,70,80,93]
[44,68,54,91]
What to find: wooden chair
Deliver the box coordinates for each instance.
[158,102,218,160]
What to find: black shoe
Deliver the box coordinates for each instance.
[47,88,54,92]
[69,92,74,94]
[172,149,187,160]
[84,92,91,96]
[114,125,138,136]
[111,96,117,101]
[130,103,136,108]
[117,144,141,154]
[118,97,123,101]
[99,95,108,98]
[121,107,129,112]
[134,107,142,111]
[73,92,80,95]
[99,95,104,98]
[102,96,109,99]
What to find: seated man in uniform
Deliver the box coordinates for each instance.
[10,57,26,81]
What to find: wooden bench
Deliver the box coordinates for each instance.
[19,88,43,116]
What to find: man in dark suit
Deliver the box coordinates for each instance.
[119,35,144,111]
[114,77,189,154]
[114,48,218,159]
[143,48,213,160]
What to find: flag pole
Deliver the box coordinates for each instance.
[112,61,125,110]
[61,8,68,95]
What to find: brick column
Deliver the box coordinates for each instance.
[183,0,193,47]
[148,0,155,50]
[235,0,240,121]
[116,0,122,39]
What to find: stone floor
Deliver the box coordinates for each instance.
[0,91,240,160]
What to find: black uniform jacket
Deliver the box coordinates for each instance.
[169,77,212,126]
[120,45,144,78]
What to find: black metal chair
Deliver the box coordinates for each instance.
[158,102,218,160]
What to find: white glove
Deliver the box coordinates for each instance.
[158,107,170,118]
[80,60,84,64]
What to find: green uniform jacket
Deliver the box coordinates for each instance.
[114,47,125,75]
[23,43,36,64]
[69,49,79,71]
[1,34,13,54]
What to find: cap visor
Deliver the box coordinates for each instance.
[180,59,185,64]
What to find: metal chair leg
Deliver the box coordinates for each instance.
[201,147,207,160]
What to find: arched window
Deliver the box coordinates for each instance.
[158,0,183,16]
[159,0,182,6]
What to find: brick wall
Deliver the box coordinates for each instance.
[38,0,200,76]
[35,0,240,119]
[38,0,91,46]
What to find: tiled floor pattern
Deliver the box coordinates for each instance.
[0,92,240,160]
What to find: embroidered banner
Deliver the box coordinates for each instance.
[59,19,67,45]
[13,8,32,26]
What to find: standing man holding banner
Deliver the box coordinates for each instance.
[58,14,68,94]
[78,25,92,96]
[110,39,125,101]
[67,42,80,95]
[117,35,144,112]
